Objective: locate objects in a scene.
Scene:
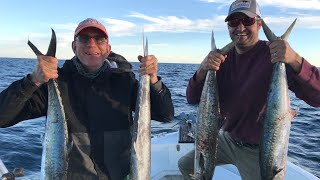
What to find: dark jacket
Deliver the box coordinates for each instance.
[0,52,174,179]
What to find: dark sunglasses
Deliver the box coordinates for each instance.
[76,35,107,44]
[227,17,259,27]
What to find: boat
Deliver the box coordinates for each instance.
[150,131,320,180]
[0,158,23,179]
[1,115,319,180]
[150,115,320,180]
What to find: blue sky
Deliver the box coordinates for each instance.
[0,0,319,66]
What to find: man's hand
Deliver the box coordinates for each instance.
[137,55,159,84]
[267,40,302,73]
[30,55,58,87]
[196,51,227,82]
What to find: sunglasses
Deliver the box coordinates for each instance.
[227,17,259,27]
[76,35,107,44]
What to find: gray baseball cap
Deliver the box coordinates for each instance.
[225,0,261,22]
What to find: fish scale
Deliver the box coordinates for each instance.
[193,31,234,180]
[260,19,297,180]
[130,33,151,180]
[28,29,69,180]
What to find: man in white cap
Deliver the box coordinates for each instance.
[0,18,174,179]
[178,0,320,179]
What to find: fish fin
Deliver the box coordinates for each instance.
[144,37,148,57]
[27,29,57,58]
[291,108,299,120]
[261,19,278,42]
[211,30,217,51]
[46,29,57,57]
[27,40,44,56]
[281,18,297,41]
[262,18,297,42]
[257,105,266,124]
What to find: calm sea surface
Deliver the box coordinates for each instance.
[0,58,319,179]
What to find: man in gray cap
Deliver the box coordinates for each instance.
[178,0,320,179]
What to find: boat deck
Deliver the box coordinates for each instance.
[151,131,319,180]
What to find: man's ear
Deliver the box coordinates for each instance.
[106,44,112,57]
[72,41,76,54]
[257,20,262,30]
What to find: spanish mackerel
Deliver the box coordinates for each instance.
[130,34,151,180]
[260,19,298,180]
[193,31,234,180]
[28,29,69,180]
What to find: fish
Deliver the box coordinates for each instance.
[28,29,70,180]
[260,19,298,180]
[193,31,234,180]
[130,33,151,180]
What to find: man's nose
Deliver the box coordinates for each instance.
[87,37,98,45]
[236,22,246,31]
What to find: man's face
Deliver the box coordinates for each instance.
[227,13,261,51]
[72,27,111,72]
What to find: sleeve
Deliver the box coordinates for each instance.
[150,76,174,122]
[0,74,48,127]
[287,58,320,107]
[186,72,206,104]
[130,75,174,122]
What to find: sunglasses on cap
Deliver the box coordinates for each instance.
[76,34,107,44]
[227,17,260,28]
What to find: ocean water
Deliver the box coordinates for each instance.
[0,57,319,179]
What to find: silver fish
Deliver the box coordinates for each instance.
[28,29,69,180]
[130,33,151,180]
[260,19,298,180]
[193,31,234,180]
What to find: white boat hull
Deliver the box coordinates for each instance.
[151,131,319,180]
[1,130,318,180]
